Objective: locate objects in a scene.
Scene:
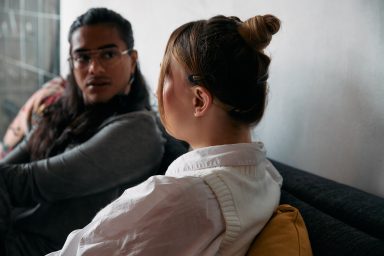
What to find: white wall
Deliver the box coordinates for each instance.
[254,0,384,198]
[61,0,384,197]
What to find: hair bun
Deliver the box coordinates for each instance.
[263,14,280,35]
[238,14,281,51]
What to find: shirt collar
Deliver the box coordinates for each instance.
[166,142,266,176]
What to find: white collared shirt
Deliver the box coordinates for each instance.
[48,142,282,256]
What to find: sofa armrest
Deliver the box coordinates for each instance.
[280,190,384,256]
[271,159,384,240]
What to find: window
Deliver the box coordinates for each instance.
[0,0,60,136]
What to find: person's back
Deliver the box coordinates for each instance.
[163,142,281,255]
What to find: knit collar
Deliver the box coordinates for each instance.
[166,142,266,176]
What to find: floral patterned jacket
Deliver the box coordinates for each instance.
[0,77,65,159]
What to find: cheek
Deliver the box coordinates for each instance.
[74,70,86,89]
[113,63,131,86]
[162,77,182,111]
[162,83,174,111]
[162,82,183,128]
[161,83,181,136]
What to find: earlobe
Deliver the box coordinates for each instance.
[193,87,212,117]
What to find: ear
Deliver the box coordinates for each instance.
[192,86,212,117]
[129,50,138,69]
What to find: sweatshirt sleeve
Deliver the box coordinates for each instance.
[0,111,165,206]
[0,138,31,164]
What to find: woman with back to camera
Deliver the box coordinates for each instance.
[47,13,283,256]
[0,8,167,255]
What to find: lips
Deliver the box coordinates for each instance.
[86,77,111,87]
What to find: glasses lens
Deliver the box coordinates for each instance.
[72,52,91,69]
[98,49,122,67]
[71,48,125,70]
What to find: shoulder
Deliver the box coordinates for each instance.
[76,110,165,155]
[128,175,216,209]
[96,175,215,221]
[94,110,162,138]
[101,110,158,128]
[130,175,210,199]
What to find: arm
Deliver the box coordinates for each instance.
[47,176,224,256]
[0,174,11,235]
[0,138,31,164]
[0,111,165,207]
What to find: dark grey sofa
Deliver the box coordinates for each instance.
[271,160,384,256]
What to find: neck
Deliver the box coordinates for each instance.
[189,118,252,149]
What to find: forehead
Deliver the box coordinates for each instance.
[70,24,126,52]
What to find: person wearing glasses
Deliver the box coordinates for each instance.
[0,8,168,256]
[47,14,283,256]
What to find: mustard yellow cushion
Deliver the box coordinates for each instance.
[247,204,313,256]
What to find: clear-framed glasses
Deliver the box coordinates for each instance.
[68,48,131,70]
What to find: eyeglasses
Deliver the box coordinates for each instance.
[69,48,131,70]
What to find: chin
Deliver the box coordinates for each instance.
[84,95,110,105]
[84,98,98,105]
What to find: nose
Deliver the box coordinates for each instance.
[88,58,105,74]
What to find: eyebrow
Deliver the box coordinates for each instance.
[72,44,119,53]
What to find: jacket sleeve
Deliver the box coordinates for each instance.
[0,111,165,207]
